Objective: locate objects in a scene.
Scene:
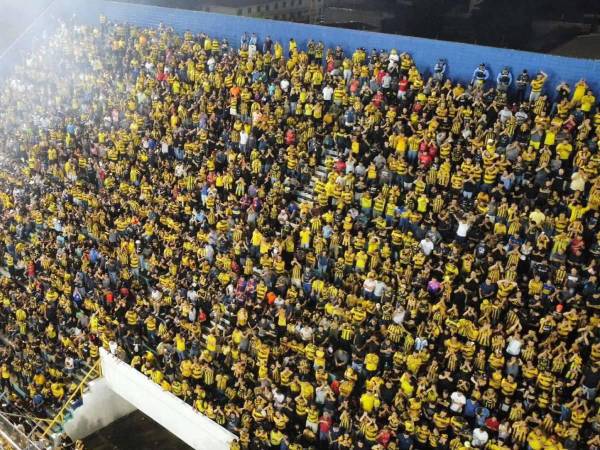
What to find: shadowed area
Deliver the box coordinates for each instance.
[83,411,193,450]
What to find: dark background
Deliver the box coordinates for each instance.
[0,0,598,57]
[115,0,600,58]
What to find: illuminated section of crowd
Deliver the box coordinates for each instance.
[0,15,599,450]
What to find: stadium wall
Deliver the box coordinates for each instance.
[0,0,599,94]
[99,349,236,450]
[63,377,137,441]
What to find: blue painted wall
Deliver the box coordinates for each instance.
[2,0,600,96]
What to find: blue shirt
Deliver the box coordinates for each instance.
[464,398,478,417]
[89,248,99,264]
[33,394,45,407]
[476,407,490,427]
[398,434,413,450]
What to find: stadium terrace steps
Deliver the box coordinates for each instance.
[0,332,93,440]
[295,149,333,203]
[0,141,332,442]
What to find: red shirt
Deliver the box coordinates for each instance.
[285,130,296,145]
[419,152,432,168]
[372,91,384,108]
[27,262,36,277]
[398,79,409,92]
[485,417,500,431]
[377,429,392,446]
[327,59,335,73]
[330,379,340,395]
[318,416,332,433]
[334,160,346,173]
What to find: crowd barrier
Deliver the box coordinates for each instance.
[99,349,236,450]
[0,0,599,93]
[0,410,43,450]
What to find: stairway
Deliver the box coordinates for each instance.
[0,144,343,446]
[295,147,338,204]
[33,360,101,443]
[0,332,96,447]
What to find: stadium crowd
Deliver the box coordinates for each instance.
[0,16,599,450]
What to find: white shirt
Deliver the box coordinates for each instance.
[392,308,406,325]
[315,387,327,404]
[382,74,391,88]
[450,391,466,413]
[414,337,428,351]
[207,57,215,71]
[499,108,513,123]
[272,390,285,407]
[280,79,290,92]
[322,85,333,101]
[506,337,523,356]
[570,171,586,192]
[515,110,528,122]
[345,159,355,174]
[457,221,471,237]
[300,326,313,341]
[174,164,186,178]
[420,238,434,256]
[373,281,385,297]
[472,428,489,447]
[363,278,376,293]
[240,131,249,145]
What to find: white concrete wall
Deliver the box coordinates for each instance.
[99,349,236,450]
[63,377,136,440]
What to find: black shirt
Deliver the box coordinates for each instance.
[582,367,600,389]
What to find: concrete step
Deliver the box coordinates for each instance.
[297,191,314,202]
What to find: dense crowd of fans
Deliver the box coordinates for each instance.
[0,16,598,450]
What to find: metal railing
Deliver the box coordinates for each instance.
[0,409,44,450]
[39,359,102,440]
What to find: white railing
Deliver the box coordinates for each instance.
[0,410,45,450]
